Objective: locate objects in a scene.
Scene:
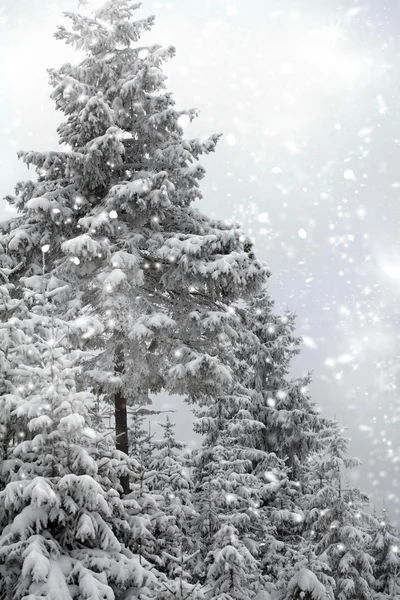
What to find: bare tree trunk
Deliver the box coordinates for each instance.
[114,345,130,495]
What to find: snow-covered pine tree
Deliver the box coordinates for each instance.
[302,425,375,600]
[368,509,400,599]
[190,336,275,597]
[0,0,268,494]
[129,408,152,460]
[192,423,264,595]
[0,280,157,599]
[128,406,173,477]
[271,530,335,600]
[124,408,189,578]
[206,522,261,600]
[146,416,201,599]
[149,416,196,566]
[192,396,261,536]
[124,413,167,575]
[239,289,331,482]
[128,408,157,504]
[188,297,329,597]
[235,288,335,585]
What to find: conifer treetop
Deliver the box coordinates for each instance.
[2,0,268,399]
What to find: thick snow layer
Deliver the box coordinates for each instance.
[287,568,331,600]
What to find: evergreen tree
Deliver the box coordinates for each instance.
[235,288,334,587]
[192,392,265,542]
[124,409,184,575]
[0,0,268,495]
[206,522,261,600]
[128,406,173,478]
[239,289,331,481]
[303,426,375,600]
[0,280,156,599]
[149,416,196,566]
[271,536,335,600]
[368,509,400,599]
[129,408,152,460]
[189,293,333,597]
[190,336,272,597]
[147,417,201,600]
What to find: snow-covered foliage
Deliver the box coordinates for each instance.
[0,0,269,500]
[368,510,400,598]
[206,524,261,600]
[303,427,375,600]
[284,567,333,600]
[0,271,28,489]
[239,290,333,481]
[0,3,393,600]
[0,286,155,599]
[190,332,277,594]
[144,416,201,600]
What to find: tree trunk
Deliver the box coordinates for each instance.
[114,345,130,495]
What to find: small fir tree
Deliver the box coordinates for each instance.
[368,509,400,599]
[239,289,332,481]
[303,426,375,600]
[147,417,201,600]
[0,281,156,599]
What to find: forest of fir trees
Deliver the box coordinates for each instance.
[0,1,398,599]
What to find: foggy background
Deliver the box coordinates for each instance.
[1,0,400,518]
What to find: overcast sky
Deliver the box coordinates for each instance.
[1,0,400,518]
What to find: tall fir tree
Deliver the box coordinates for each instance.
[149,416,196,567]
[0,0,268,496]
